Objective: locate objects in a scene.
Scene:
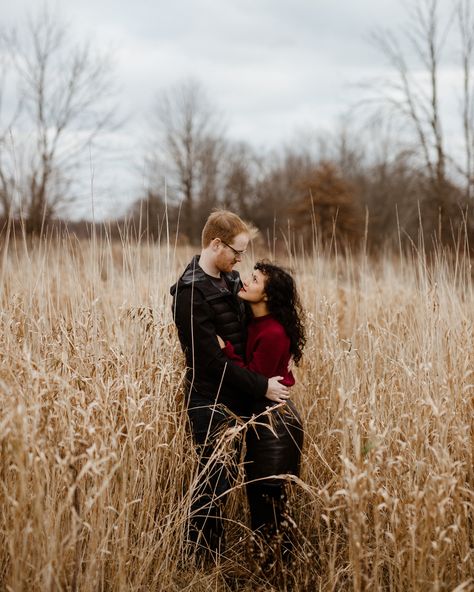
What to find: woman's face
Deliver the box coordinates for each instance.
[238,268,267,303]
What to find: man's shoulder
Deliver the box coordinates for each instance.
[171,275,219,311]
[171,279,208,305]
[171,256,241,301]
[177,256,206,285]
[180,265,206,286]
[171,256,208,294]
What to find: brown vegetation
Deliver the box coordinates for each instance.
[291,161,364,251]
[0,235,472,590]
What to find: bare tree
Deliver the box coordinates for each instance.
[149,79,223,244]
[0,7,117,233]
[356,0,474,248]
[369,0,454,201]
[458,0,474,198]
[221,141,259,219]
[0,47,22,220]
[252,147,315,237]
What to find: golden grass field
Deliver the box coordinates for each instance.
[0,235,473,591]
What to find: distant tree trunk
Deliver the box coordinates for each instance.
[151,79,223,244]
[458,0,474,199]
[222,142,258,219]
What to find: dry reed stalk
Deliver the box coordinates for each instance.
[0,234,472,591]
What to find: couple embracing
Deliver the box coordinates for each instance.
[170,210,306,566]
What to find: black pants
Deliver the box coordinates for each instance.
[186,396,241,555]
[246,481,287,533]
[245,401,303,536]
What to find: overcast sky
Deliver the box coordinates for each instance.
[0,0,461,219]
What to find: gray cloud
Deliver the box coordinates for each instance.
[0,1,462,218]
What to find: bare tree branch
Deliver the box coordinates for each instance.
[149,79,224,243]
[458,0,474,197]
[0,6,118,232]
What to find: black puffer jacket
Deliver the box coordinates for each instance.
[170,256,268,416]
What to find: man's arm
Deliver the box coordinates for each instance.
[174,286,269,401]
[221,330,287,378]
[220,333,292,405]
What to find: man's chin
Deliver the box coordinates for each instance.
[217,262,233,273]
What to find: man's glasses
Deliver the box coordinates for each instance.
[219,239,247,257]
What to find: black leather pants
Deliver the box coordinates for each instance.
[245,400,303,535]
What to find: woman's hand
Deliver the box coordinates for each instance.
[217,335,225,348]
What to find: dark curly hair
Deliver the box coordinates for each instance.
[254,260,306,365]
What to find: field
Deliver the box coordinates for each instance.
[0,235,473,591]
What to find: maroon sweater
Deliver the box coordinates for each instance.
[223,314,295,387]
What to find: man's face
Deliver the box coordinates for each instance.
[214,232,249,273]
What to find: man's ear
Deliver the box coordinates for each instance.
[211,238,221,250]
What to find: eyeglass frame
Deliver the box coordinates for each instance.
[215,238,247,257]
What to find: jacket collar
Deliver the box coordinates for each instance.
[170,255,242,300]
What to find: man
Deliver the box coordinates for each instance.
[170,210,289,559]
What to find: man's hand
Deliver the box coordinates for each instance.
[265,376,290,404]
[217,335,225,348]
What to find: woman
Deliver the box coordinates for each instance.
[218,261,306,553]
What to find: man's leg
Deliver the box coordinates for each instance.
[186,400,239,558]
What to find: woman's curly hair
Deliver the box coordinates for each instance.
[254,260,306,365]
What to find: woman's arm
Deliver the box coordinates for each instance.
[218,337,246,367]
[219,329,289,378]
[219,335,291,404]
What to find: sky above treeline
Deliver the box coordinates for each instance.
[0,0,461,219]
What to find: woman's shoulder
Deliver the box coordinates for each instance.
[255,315,289,339]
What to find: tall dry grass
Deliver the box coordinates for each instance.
[0,232,473,591]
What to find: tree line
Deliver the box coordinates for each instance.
[2,1,474,253]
